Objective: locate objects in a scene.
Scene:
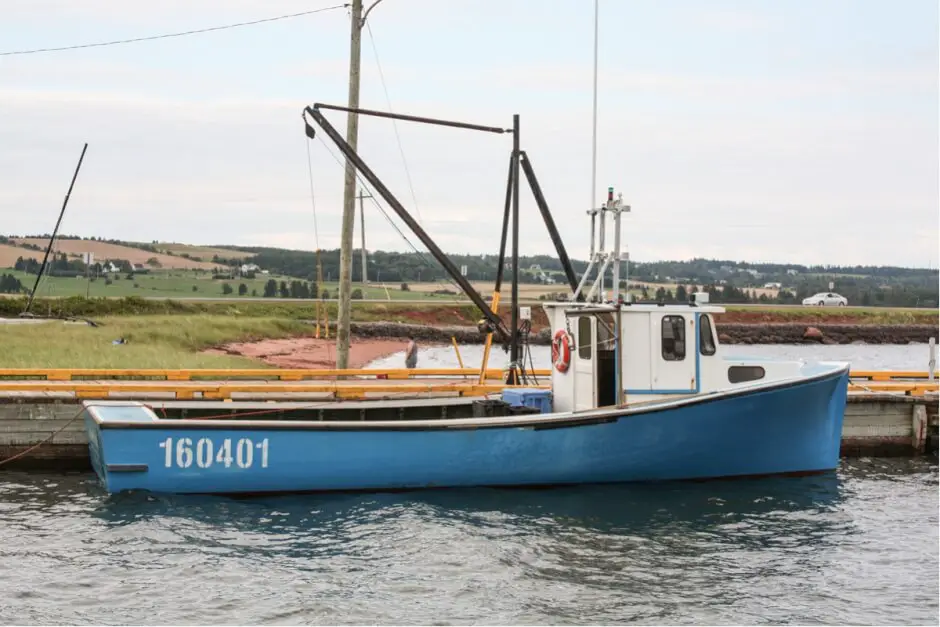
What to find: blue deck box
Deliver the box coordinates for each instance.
[501,388,553,414]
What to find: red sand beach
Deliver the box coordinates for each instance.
[206,337,415,369]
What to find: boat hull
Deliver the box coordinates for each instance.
[86,365,850,495]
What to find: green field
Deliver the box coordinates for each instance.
[2,269,473,302]
[719,305,938,325]
[0,315,309,369]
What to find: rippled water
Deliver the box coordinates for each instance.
[0,460,936,625]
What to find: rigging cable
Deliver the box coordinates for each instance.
[313,136,465,296]
[305,140,322,253]
[364,22,457,295]
[0,3,350,56]
[364,22,423,225]
[306,137,333,359]
[366,25,459,296]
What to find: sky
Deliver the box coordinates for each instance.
[0,0,937,267]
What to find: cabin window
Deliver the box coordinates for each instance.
[699,314,716,356]
[661,315,686,361]
[577,316,592,360]
[728,365,765,384]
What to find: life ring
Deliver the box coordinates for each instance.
[551,330,572,373]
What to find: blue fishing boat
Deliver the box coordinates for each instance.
[83,102,850,495]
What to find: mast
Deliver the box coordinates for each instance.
[508,114,521,384]
[590,0,599,222]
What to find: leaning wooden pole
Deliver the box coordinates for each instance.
[23,142,88,316]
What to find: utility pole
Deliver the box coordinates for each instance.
[335,0,363,369]
[357,187,372,283]
[336,0,385,369]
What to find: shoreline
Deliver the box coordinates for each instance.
[207,321,939,369]
[335,321,938,347]
[204,337,421,369]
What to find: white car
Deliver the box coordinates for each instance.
[802,292,847,307]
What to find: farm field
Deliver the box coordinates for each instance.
[143,242,256,260]
[0,243,43,267]
[8,238,222,270]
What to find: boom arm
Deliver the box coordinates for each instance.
[303,104,510,340]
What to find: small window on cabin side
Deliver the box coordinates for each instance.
[662,315,686,361]
[728,365,765,384]
[699,314,716,356]
[578,316,592,360]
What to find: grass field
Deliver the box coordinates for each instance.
[2,270,506,301]
[6,269,298,299]
[718,305,938,325]
[0,316,310,369]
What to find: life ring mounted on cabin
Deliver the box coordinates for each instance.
[551,330,572,373]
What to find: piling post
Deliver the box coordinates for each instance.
[912,403,928,454]
[929,337,936,383]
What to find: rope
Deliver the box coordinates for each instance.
[0,3,350,56]
[0,405,87,467]
[851,381,909,398]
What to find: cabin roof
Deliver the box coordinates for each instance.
[541,301,726,314]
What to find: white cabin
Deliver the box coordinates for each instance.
[538,185,806,414]
[542,301,776,413]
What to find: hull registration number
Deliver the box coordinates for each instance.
[158,437,269,469]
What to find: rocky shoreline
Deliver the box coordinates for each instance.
[336,321,938,346]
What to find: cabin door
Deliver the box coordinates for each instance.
[573,315,595,411]
[650,313,697,393]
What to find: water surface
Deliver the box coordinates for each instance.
[0,460,936,625]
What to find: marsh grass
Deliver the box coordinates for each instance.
[0,315,311,369]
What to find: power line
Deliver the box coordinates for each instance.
[0,3,349,57]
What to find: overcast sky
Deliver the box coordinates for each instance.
[1,0,937,267]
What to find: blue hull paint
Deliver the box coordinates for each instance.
[86,367,850,495]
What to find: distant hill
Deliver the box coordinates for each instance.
[132,242,256,262]
[1,234,937,307]
[1,236,229,271]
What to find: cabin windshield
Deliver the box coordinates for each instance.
[699,314,717,355]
